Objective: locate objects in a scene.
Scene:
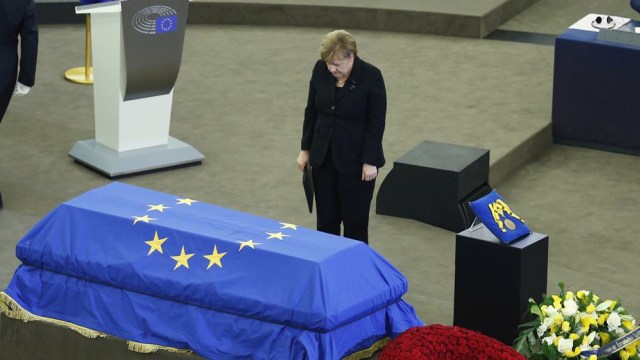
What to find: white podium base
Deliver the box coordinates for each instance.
[69,137,205,178]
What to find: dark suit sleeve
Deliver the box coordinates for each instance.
[301,61,320,151]
[361,68,386,168]
[18,0,38,87]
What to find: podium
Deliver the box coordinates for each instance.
[69,0,204,178]
[376,140,491,232]
[453,225,548,345]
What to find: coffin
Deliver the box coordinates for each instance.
[1,182,423,359]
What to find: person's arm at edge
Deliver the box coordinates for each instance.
[298,61,320,171]
[361,67,386,180]
[17,0,39,89]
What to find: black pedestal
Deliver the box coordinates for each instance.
[376,140,490,232]
[453,225,548,345]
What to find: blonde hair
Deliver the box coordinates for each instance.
[319,30,358,62]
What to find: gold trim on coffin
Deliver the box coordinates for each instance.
[1,291,389,358]
[0,291,193,356]
[342,337,390,360]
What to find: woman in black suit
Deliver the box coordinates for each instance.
[0,0,38,122]
[297,30,386,244]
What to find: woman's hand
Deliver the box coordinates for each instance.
[362,163,378,181]
[297,150,310,171]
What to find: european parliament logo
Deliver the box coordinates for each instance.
[132,5,178,35]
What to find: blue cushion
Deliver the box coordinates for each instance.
[469,190,531,244]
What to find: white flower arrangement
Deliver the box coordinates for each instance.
[514,283,640,360]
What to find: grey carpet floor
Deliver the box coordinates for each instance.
[1,0,639,357]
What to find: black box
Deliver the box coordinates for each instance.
[453,225,548,345]
[376,140,490,232]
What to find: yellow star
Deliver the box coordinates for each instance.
[145,231,168,255]
[176,198,198,206]
[147,204,171,212]
[204,245,227,270]
[266,232,289,240]
[238,240,262,251]
[132,215,156,225]
[171,246,194,270]
[280,222,298,230]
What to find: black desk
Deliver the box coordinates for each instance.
[553,25,640,154]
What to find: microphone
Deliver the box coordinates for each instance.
[592,15,615,29]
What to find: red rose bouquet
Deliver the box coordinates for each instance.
[379,324,525,360]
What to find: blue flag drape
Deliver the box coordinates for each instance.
[3,182,423,359]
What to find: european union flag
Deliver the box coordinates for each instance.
[156,15,177,34]
[1,182,423,359]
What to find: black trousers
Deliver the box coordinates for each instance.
[0,53,18,123]
[0,78,15,122]
[312,152,375,244]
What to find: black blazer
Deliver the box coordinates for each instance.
[301,56,386,175]
[0,0,38,120]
